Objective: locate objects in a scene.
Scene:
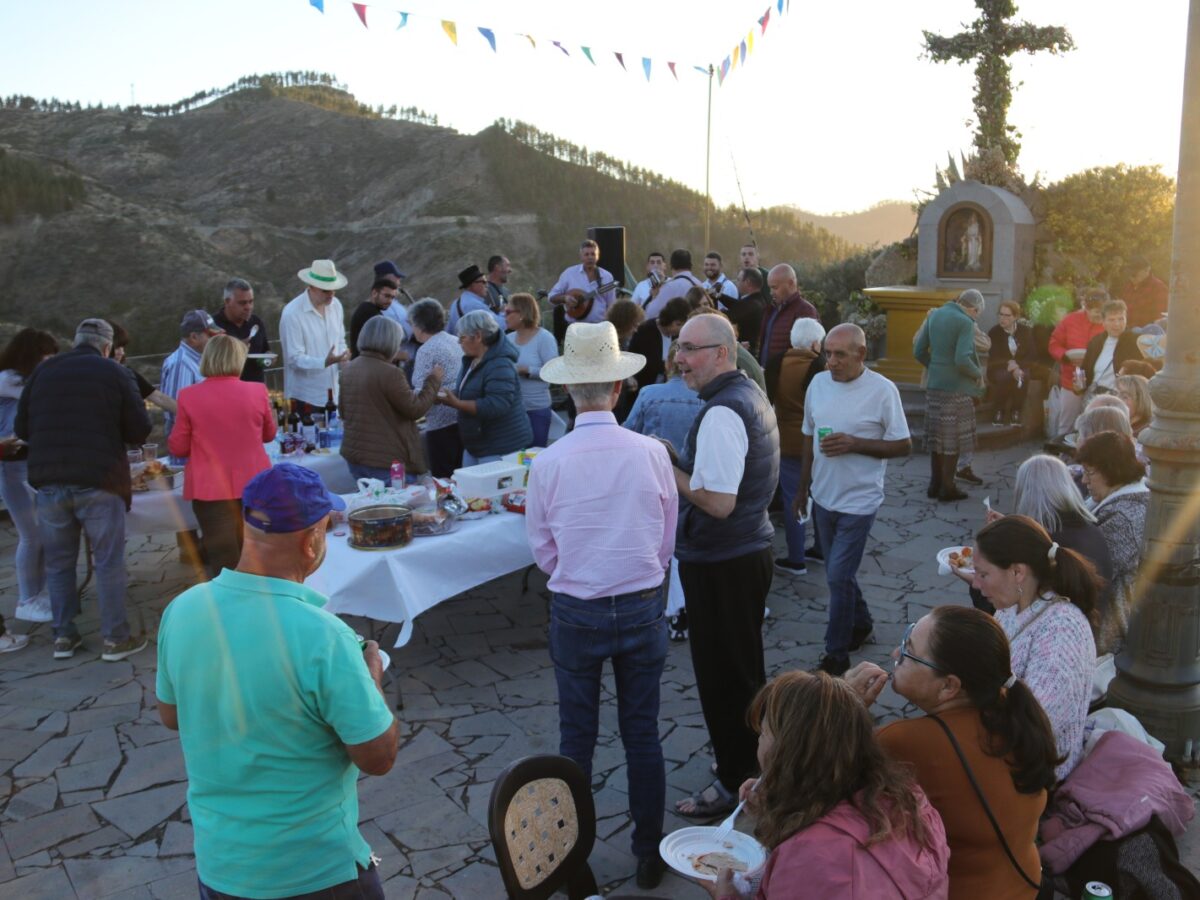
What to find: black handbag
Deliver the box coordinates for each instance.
[928,713,1052,899]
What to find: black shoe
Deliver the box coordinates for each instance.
[816,654,850,676]
[849,624,875,651]
[804,547,824,563]
[668,610,688,643]
[774,559,808,576]
[637,854,666,889]
[955,466,983,486]
[992,410,1004,425]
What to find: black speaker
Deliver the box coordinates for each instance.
[587,225,626,287]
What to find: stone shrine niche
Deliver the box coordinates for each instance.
[938,202,993,280]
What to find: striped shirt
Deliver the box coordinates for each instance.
[160,341,203,438]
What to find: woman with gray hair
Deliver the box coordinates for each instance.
[439,309,532,465]
[914,288,985,502]
[339,315,443,485]
[410,298,464,477]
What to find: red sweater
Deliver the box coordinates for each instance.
[1047,310,1104,389]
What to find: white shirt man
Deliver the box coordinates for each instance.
[279,259,350,407]
[644,249,703,319]
[702,252,739,306]
[548,240,616,324]
[630,252,667,309]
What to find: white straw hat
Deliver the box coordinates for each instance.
[539,321,646,385]
[297,259,348,291]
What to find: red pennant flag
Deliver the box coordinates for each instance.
[668,61,678,80]
[759,8,770,33]
[352,3,368,28]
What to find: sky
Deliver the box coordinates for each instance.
[0,0,1188,214]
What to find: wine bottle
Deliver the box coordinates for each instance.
[324,388,337,426]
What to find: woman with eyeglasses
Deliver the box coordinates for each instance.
[504,292,558,446]
[847,605,1059,899]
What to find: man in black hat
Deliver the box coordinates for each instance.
[447,264,503,334]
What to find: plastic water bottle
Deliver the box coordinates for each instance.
[390,460,405,487]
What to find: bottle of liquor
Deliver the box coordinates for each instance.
[301,412,317,450]
[324,388,338,427]
[287,403,301,434]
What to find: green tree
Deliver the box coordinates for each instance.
[923,1,1073,165]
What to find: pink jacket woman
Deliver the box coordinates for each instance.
[168,376,276,501]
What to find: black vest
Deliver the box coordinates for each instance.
[675,369,779,563]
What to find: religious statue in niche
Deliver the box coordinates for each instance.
[938,203,993,280]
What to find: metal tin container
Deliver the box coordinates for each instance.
[347,505,413,550]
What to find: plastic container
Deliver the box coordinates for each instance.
[452,460,528,500]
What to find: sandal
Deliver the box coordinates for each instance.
[675,779,737,819]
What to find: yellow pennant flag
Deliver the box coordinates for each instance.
[747,30,754,54]
[442,21,457,45]
[730,45,739,69]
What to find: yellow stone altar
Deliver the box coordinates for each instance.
[863,286,960,385]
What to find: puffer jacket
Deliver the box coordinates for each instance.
[339,350,440,473]
[456,338,533,457]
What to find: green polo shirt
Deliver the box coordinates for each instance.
[156,569,394,899]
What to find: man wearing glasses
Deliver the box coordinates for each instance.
[795,323,911,676]
[447,264,504,335]
[666,313,780,819]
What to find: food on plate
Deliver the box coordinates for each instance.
[130,460,176,491]
[690,849,747,877]
[947,547,974,569]
[502,490,526,514]
[466,497,492,513]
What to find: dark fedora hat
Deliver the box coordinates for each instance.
[457,264,485,289]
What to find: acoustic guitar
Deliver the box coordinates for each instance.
[564,279,616,321]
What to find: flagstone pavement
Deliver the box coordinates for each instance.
[1,441,1197,898]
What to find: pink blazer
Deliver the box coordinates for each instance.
[168,377,277,501]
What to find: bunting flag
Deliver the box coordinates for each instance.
[730,45,739,69]
[552,40,570,56]
[309,0,323,11]
[581,46,596,64]
[694,65,709,75]
[668,61,678,80]
[642,58,652,81]
[522,34,535,49]
[747,31,754,55]
[441,20,457,44]
[759,8,770,34]
[614,52,626,70]
[777,0,784,12]
[719,56,731,84]
[478,27,496,51]
[352,3,367,27]
[740,39,748,62]
[396,11,408,28]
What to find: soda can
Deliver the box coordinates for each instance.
[817,427,833,441]
[1084,882,1113,899]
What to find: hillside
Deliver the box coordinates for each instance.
[0,80,857,352]
[788,201,916,248]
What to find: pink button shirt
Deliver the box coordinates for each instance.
[525,411,677,599]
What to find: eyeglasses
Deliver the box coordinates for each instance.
[675,342,723,355]
[473,278,487,285]
[894,623,943,672]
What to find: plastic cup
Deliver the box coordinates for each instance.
[127,450,142,465]
[141,444,158,462]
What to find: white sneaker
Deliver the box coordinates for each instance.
[15,591,52,624]
[0,633,30,654]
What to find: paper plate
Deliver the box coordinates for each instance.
[936,546,975,576]
[659,826,767,883]
[1064,348,1086,362]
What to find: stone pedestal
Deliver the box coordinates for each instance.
[863,286,959,385]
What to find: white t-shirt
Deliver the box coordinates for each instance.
[689,407,748,495]
[1093,336,1118,389]
[803,369,910,515]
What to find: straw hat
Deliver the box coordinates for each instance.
[539,321,645,385]
[297,259,348,291]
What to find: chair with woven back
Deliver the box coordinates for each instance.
[488,754,600,900]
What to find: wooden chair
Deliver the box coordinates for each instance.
[488,755,599,900]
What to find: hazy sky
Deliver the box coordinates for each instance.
[1,0,1188,213]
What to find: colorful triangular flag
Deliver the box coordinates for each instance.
[777,0,784,12]
[642,58,651,80]
[759,8,770,33]
[730,45,739,69]
[352,3,368,28]
[478,27,496,51]
[668,61,678,80]
[441,20,457,44]
[521,34,535,49]
[694,65,709,75]
[747,31,754,54]
[581,47,596,64]
[614,52,626,70]
[552,40,570,56]
[309,0,323,11]
[740,39,748,63]
[719,56,730,84]
[396,11,408,28]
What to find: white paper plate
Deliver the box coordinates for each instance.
[936,546,975,576]
[1064,348,1086,362]
[659,826,767,883]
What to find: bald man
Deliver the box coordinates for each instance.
[794,324,911,675]
[666,314,780,819]
[759,264,819,368]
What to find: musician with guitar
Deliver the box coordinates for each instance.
[548,239,618,343]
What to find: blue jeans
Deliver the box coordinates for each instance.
[198,862,383,899]
[527,407,551,447]
[777,456,807,564]
[0,460,44,601]
[813,501,875,660]
[549,587,667,859]
[346,463,392,487]
[36,485,131,643]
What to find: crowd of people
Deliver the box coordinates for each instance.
[0,240,1186,899]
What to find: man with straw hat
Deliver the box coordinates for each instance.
[279,259,350,416]
[526,321,678,889]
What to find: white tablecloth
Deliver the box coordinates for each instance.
[126,450,357,536]
[308,510,533,647]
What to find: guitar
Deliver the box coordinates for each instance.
[564,278,616,321]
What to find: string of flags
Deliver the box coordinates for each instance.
[308,0,790,86]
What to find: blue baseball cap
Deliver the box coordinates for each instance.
[242,464,346,534]
[374,259,407,280]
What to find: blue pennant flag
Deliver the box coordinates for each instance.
[642,57,651,80]
[309,0,324,11]
[478,27,496,51]
[396,11,408,28]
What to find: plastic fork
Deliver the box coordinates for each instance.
[711,779,758,842]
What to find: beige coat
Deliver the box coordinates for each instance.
[775,346,819,458]
[338,350,441,473]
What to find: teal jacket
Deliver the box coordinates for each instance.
[914,302,983,397]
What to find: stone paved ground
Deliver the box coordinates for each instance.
[1,441,1196,898]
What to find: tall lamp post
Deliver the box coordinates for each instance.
[1107,0,1200,763]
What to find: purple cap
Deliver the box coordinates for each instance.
[242,464,346,534]
[374,259,407,280]
[180,309,223,337]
